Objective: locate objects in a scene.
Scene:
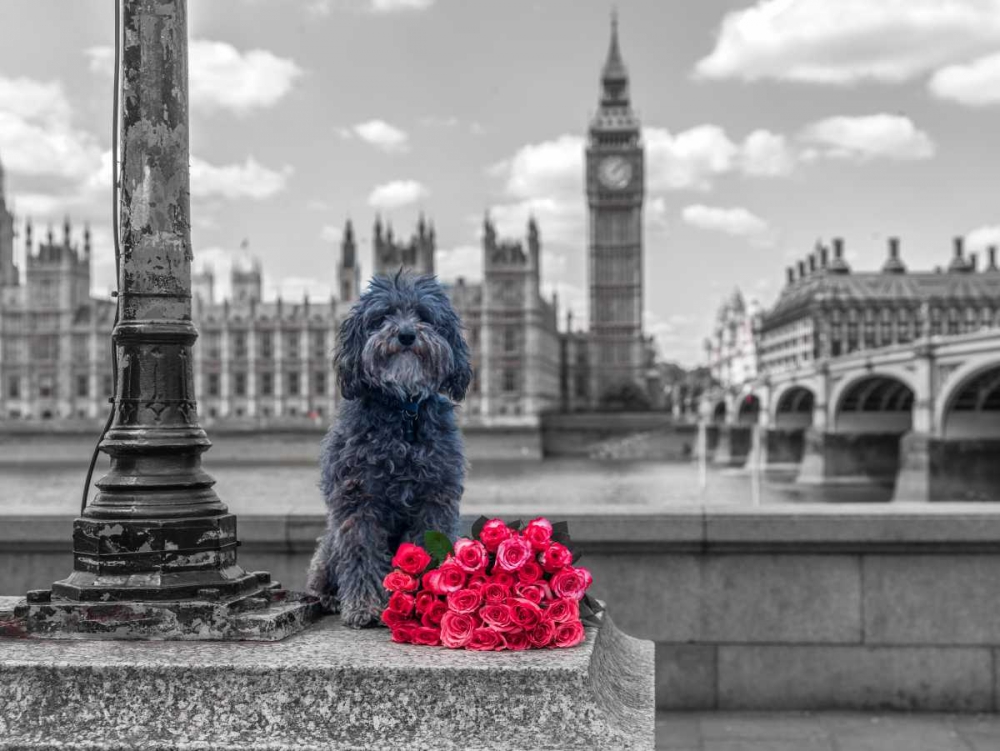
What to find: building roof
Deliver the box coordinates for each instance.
[763,268,1000,330]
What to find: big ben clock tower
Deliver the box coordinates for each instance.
[586,12,645,401]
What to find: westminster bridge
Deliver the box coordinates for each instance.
[702,327,1000,501]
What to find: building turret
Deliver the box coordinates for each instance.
[338,218,360,302]
[881,237,906,274]
[987,246,998,272]
[231,258,262,304]
[827,238,851,274]
[83,224,92,259]
[0,151,17,287]
[527,215,540,280]
[948,236,973,273]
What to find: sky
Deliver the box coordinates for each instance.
[1,0,999,365]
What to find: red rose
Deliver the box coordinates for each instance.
[528,620,556,648]
[544,598,579,624]
[518,560,543,584]
[554,620,586,648]
[482,582,509,605]
[390,621,420,643]
[391,543,432,576]
[509,597,542,630]
[421,600,448,627]
[496,536,533,572]
[437,563,467,593]
[490,571,516,588]
[413,626,441,646]
[514,583,545,605]
[540,543,573,573]
[414,590,437,615]
[440,611,476,649]
[479,602,516,631]
[523,518,553,551]
[468,627,507,651]
[504,629,530,651]
[387,591,415,617]
[467,574,487,590]
[550,566,592,601]
[453,538,489,573]
[447,588,482,615]
[381,608,412,629]
[383,570,418,592]
[479,519,511,552]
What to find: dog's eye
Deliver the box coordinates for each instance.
[370,315,386,328]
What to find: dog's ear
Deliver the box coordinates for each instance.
[441,311,473,403]
[335,305,367,400]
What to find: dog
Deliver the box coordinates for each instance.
[306,272,472,628]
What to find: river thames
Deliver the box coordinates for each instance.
[1,457,890,516]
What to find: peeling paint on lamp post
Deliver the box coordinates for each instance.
[16,0,318,639]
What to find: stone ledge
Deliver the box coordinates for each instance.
[0,612,654,750]
[9,505,1000,556]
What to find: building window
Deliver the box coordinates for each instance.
[7,377,19,399]
[288,371,300,396]
[205,332,221,360]
[208,373,220,397]
[286,333,300,360]
[73,335,89,361]
[233,332,248,360]
[313,371,326,396]
[32,335,58,361]
[39,375,55,398]
[261,372,273,396]
[76,375,89,398]
[259,332,273,360]
[502,369,517,393]
[503,327,517,353]
[311,331,327,359]
[234,372,247,397]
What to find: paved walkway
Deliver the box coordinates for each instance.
[656,713,1000,750]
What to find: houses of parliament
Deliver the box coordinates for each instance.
[0,18,658,424]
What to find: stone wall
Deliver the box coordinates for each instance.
[798,430,901,485]
[930,439,1000,501]
[6,505,1000,711]
[541,413,695,459]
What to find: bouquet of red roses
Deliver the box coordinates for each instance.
[380,516,603,650]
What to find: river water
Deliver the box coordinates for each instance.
[0,458,890,516]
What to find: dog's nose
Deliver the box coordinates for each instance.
[398,330,416,346]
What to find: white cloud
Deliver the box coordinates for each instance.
[86,40,302,116]
[966,225,1000,249]
[0,76,102,181]
[367,179,429,209]
[371,0,435,12]
[929,51,1000,105]
[343,119,410,153]
[435,244,481,282]
[496,134,584,199]
[740,130,796,176]
[695,0,1000,84]
[682,205,770,236]
[798,114,935,161]
[488,199,585,248]
[321,224,344,243]
[190,156,292,199]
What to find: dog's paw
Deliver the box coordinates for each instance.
[340,603,382,629]
[319,594,340,615]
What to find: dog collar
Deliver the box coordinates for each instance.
[400,399,420,443]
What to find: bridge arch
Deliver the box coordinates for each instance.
[938,360,1000,439]
[773,386,815,429]
[832,373,915,434]
[711,400,727,424]
[736,394,760,426]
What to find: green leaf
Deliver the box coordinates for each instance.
[423,530,454,567]
[551,521,570,538]
[470,515,489,540]
[507,518,523,532]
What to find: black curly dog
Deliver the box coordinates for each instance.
[307,273,471,628]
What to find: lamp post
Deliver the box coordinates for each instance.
[19,0,316,639]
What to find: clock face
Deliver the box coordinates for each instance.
[598,156,632,190]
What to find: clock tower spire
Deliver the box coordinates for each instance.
[586,11,646,402]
